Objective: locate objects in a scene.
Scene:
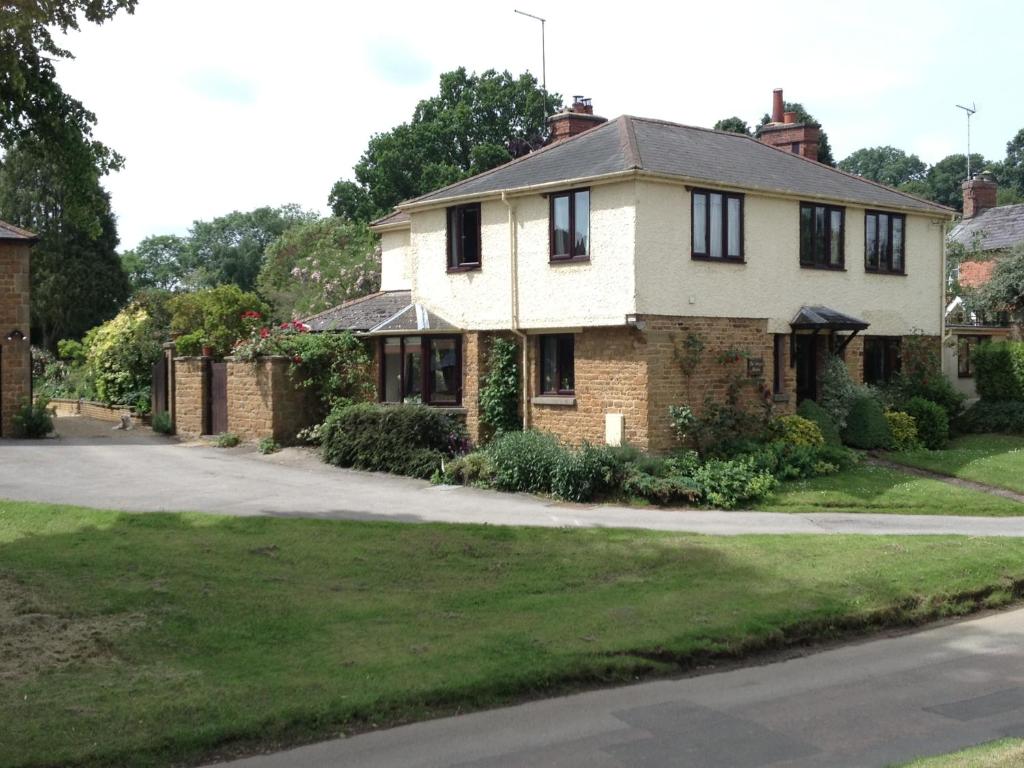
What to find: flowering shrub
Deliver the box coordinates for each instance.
[168,285,269,359]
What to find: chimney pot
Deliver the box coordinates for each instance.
[783,111,797,124]
[962,173,998,218]
[772,88,784,123]
[547,98,606,144]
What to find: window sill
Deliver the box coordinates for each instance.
[772,393,790,403]
[865,269,907,276]
[379,402,466,411]
[446,264,481,274]
[691,254,745,264]
[799,263,847,272]
[549,255,590,265]
[531,395,576,406]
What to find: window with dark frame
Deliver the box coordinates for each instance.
[692,189,743,261]
[957,335,987,378]
[550,189,590,260]
[865,210,906,274]
[863,336,901,385]
[799,202,844,269]
[446,203,481,270]
[539,334,575,395]
[380,335,462,405]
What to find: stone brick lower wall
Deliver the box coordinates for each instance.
[50,399,145,425]
[226,357,315,443]
[0,242,30,438]
[173,358,206,437]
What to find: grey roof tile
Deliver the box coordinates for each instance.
[302,291,411,332]
[408,116,951,215]
[948,203,1024,252]
[370,209,410,228]
[0,220,37,240]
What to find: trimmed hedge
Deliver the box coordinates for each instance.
[902,397,948,450]
[842,396,892,449]
[973,341,1024,402]
[797,399,842,446]
[321,403,464,479]
[956,400,1024,434]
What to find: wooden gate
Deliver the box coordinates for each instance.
[206,361,228,435]
[151,355,169,415]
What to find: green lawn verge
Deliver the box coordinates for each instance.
[5,500,1024,768]
[897,738,1024,766]
[886,435,1024,495]
[760,463,1024,516]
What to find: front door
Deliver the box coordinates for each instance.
[795,335,817,404]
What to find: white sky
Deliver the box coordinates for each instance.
[52,0,1024,251]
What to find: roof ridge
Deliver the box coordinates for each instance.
[300,290,410,323]
[0,219,38,240]
[399,117,627,207]
[621,116,643,169]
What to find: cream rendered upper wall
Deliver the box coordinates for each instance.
[634,180,946,336]
[408,181,637,330]
[379,229,411,291]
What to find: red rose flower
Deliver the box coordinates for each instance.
[259,327,269,339]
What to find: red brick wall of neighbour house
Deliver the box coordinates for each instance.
[173,357,207,437]
[0,242,32,437]
[527,326,652,450]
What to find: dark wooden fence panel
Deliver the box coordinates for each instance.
[207,361,228,435]
[151,355,169,416]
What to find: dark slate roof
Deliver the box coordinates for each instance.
[407,116,952,215]
[366,303,459,335]
[791,305,869,331]
[370,209,410,229]
[302,291,411,332]
[0,220,37,241]
[948,203,1024,252]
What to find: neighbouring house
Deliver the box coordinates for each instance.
[317,91,954,452]
[944,172,1021,399]
[0,220,35,437]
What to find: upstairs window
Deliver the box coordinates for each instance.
[692,189,743,261]
[550,189,590,260]
[447,203,481,271]
[799,202,844,269]
[865,211,906,274]
[539,334,575,394]
[863,336,901,385]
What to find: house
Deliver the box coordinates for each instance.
[321,91,954,452]
[0,220,35,437]
[944,172,1021,398]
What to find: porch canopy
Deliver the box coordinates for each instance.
[790,305,869,356]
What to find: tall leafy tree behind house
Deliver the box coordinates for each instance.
[994,128,1024,204]
[329,68,561,222]
[837,146,927,188]
[0,136,129,350]
[121,234,191,292]
[756,102,835,165]
[713,117,752,135]
[257,217,380,320]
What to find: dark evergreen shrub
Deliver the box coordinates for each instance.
[973,341,1024,401]
[956,400,1024,434]
[797,399,842,446]
[841,396,893,449]
[902,397,949,449]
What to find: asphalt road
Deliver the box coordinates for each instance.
[1,417,1024,537]
[207,607,1024,767]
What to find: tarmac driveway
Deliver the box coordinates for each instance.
[3,416,1024,537]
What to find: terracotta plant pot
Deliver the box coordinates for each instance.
[202,346,214,357]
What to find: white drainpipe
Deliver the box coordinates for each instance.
[502,190,530,430]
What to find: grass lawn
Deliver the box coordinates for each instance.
[6,502,1024,768]
[760,463,1024,516]
[885,435,1024,495]
[898,738,1024,766]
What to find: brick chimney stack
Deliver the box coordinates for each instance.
[962,171,998,218]
[547,96,607,144]
[758,88,821,161]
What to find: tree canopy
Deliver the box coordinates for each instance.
[121,234,190,293]
[713,117,752,135]
[837,146,927,188]
[330,68,561,222]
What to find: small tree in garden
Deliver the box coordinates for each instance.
[479,337,520,438]
[80,304,164,412]
[167,285,269,359]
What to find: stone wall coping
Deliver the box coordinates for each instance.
[531,395,577,407]
[49,397,136,411]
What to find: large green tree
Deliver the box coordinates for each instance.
[0,136,129,350]
[184,205,316,292]
[713,117,752,135]
[838,146,927,188]
[919,153,988,211]
[121,234,190,293]
[257,217,379,320]
[330,68,561,222]
[757,102,835,165]
[994,128,1024,202]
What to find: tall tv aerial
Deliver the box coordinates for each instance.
[514,9,547,117]
[955,102,977,180]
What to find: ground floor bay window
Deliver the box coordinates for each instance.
[380,335,461,405]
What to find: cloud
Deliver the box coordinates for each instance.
[367,39,432,86]
[185,69,257,104]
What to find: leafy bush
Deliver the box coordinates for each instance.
[902,397,948,450]
[258,437,280,454]
[168,286,269,359]
[956,400,1024,434]
[842,395,893,449]
[885,411,919,451]
[973,341,1024,402]
[796,399,842,446]
[887,331,966,419]
[174,330,204,357]
[744,442,854,481]
[479,337,520,438]
[321,403,463,479]
[774,414,824,447]
[819,355,862,429]
[621,467,700,505]
[550,443,622,502]
[82,305,164,411]
[215,432,240,448]
[485,430,567,494]
[438,452,494,486]
[693,457,778,509]
[12,398,54,438]
[151,411,173,435]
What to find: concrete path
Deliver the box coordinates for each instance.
[1,417,1024,537]
[206,607,1024,767]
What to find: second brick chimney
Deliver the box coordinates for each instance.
[962,171,998,218]
[547,96,607,143]
[758,88,821,161]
